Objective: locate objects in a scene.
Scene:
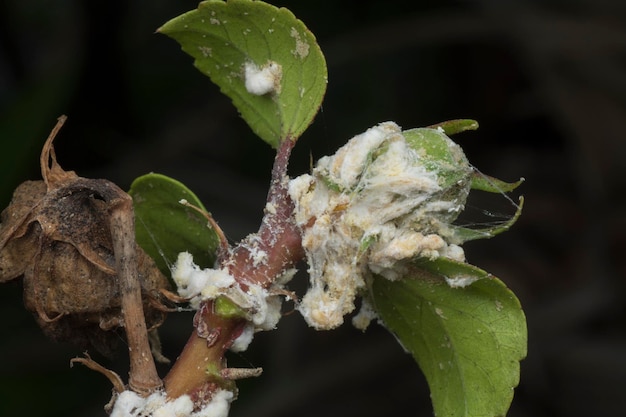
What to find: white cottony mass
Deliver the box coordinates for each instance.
[288,122,471,330]
[244,60,282,95]
[110,389,233,417]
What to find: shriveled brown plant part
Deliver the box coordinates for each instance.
[0,116,169,394]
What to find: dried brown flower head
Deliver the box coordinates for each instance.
[0,116,170,356]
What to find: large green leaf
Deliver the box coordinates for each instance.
[372,262,527,417]
[159,0,327,147]
[129,173,219,276]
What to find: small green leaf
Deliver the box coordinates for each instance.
[214,295,248,319]
[427,119,479,136]
[159,0,328,147]
[372,268,527,417]
[129,173,219,276]
[447,196,524,244]
[471,172,524,193]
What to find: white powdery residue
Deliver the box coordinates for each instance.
[274,267,298,286]
[288,121,476,331]
[172,252,209,299]
[111,389,233,417]
[444,275,478,288]
[262,294,284,330]
[242,284,282,330]
[316,121,401,190]
[171,251,289,333]
[110,391,194,417]
[151,394,194,417]
[239,234,268,267]
[289,27,310,59]
[193,389,234,417]
[223,282,282,331]
[200,268,236,299]
[422,200,462,217]
[351,297,378,330]
[363,138,440,196]
[417,234,448,259]
[288,174,334,227]
[197,46,212,58]
[230,322,255,352]
[440,243,465,262]
[368,231,447,280]
[251,247,268,267]
[348,139,441,229]
[298,285,349,330]
[171,252,235,308]
[290,122,439,330]
[243,60,282,96]
[264,201,277,215]
[287,175,313,224]
[298,256,363,329]
[110,391,145,417]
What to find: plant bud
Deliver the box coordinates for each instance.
[289,121,520,330]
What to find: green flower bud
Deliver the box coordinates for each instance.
[401,127,473,226]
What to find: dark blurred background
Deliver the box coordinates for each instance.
[1,0,625,416]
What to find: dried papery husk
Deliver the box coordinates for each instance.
[0,116,170,357]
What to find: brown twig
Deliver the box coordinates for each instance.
[108,191,163,396]
[70,353,125,393]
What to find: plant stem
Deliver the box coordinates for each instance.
[108,190,163,395]
[229,138,303,288]
[163,301,246,399]
[163,138,304,400]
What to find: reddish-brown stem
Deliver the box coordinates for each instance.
[229,137,304,287]
[163,138,304,400]
[164,301,246,399]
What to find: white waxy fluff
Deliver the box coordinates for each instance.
[288,121,468,330]
[244,60,282,95]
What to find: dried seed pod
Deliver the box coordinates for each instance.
[0,116,170,356]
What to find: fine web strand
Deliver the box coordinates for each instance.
[136,214,175,273]
[471,163,523,210]
[453,163,523,230]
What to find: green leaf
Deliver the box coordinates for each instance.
[412,256,492,285]
[449,196,525,244]
[159,0,328,147]
[372,267,527,417]
[129,173,220,276]
[471,172,524,193]
[427,119,479,136]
